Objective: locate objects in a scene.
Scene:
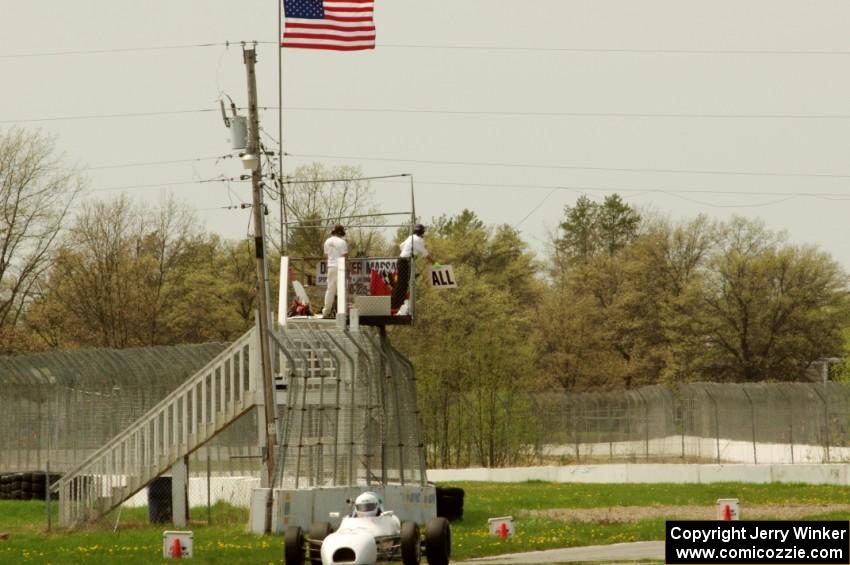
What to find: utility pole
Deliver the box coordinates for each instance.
[244,45,277,534]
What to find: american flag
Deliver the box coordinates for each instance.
[282,0,376,51]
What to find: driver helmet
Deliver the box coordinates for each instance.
[354,491,381,517]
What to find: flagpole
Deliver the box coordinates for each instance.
[278,0,289,255]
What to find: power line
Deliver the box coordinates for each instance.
[287,152,850,181]
[273,170,850,200]
[5,40,850,59]
[195,204,248,212]
[514,188,558,228]
[281,173,410,185]
[0,109,218,124]
[660,192,800,209]
[282,106,850,120]
[86,176,252,193]
[80,173,850,206]
[86,180,205,193]
[0,41,268,59]
[1,106,280,124]
[8,105,850,124]
[82,155,232,171]
[371,178,850,201]
[380,43,850,56]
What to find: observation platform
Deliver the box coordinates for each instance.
[286,313,412,327]
[280,255,418,328]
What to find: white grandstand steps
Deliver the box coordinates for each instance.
[53,328,263,528]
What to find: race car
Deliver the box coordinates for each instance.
[284,491,451,565]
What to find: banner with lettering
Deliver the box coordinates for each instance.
[316,258,398,288]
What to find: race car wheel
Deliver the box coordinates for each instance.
[308,521,333,565]
[400,521,421,565]
[424,517,451,565]
[285,525,306,565]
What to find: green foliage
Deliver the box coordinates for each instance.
[0,128,83,354]
[540,207,850,389]
[830,329,850,382]
[688,218,850,382]
[392,210,544,467]
[25,197,258,348]
[554,194,641,270]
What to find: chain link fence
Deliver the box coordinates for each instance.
[274,322,427,488]
[4,338,850,530]
[532,382,850,464]
[0,342,264,528]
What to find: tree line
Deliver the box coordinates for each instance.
[3,128,849,467]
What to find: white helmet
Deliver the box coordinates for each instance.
[354,492,381,517]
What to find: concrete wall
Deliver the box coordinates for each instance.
[119,462,850,511]
[427,464,850,485]
[541,436,847,464]
[123,476,260,508]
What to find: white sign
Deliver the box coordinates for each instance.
[430,265,458,289]
[716,498,740,520]
[487,516,514,537]
[163,530,193,558]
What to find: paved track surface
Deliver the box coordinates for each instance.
[458,540,664,564]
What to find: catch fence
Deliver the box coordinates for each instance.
[533,382,850,464]
[0,343,263,477]
[0,342,264,527]
[3,341,850,521]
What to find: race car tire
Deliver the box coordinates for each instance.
[424,517,451,565]
[308,521,333,565]
[285,526,306,565]
[400,521,420,565]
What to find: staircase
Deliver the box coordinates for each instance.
[52,327,261,528]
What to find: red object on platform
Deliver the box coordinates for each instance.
[499,521,508,538]
[370,270,392,296]
[722,505,732,520]
[171,538,182,558]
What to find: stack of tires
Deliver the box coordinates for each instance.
[0,473,25,500]
[0,474,16,500]
[435,486,464,522]
[0,472,61,500]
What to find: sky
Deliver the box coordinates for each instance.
[3,1,850,267]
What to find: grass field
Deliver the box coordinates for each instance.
[2,482,850,563]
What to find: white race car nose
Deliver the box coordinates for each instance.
[321,531,378,565]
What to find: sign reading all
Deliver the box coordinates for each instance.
[430,265,457,289]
